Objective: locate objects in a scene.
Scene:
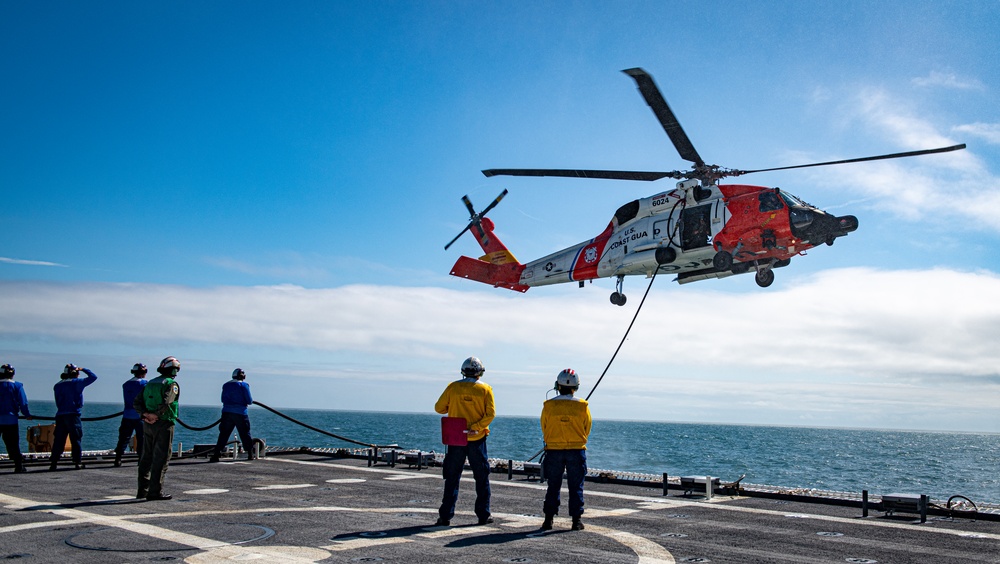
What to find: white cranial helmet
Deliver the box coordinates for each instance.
[556,368,579,388]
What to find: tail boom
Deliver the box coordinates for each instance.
[450,256,528,292]
[449,216,528,292]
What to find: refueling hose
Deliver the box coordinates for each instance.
[176,417,221,431]
[252,400,396,449]
[22,402,392,449]
[586,266,662,401]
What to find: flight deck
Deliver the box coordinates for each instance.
[2,449,999,563]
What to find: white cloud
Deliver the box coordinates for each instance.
[0,256,67,267]
[953,122,1000,145]
[3,271,998,376]
[803,88,1000,232]
[1,268,998,431]
[911,71,983,90]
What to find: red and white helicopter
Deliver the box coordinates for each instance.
[446,68,965,305]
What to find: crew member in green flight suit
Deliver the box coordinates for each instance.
[135,356,181,501]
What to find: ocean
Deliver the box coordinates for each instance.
[8,401,1000,505]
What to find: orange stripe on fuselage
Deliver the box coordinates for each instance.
[570,223,613,281]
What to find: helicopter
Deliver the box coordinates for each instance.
[446,68,966,306]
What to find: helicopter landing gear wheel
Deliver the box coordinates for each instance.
[713,250,733,271]
[610,275,627,306]
[755,268,775,288]
[826,236,835,246]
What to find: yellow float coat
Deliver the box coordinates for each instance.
[435,378,495,441]
[541,397,592,450]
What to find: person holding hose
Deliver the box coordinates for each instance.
[114,363,148,466]
[0,364,31,473]
[210,368,256,462]
[49,364,98,470]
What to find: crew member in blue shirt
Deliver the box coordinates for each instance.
[0,363,32,473]
[114,363,148,467]
[210,368,256,462]
[49,364,97,470]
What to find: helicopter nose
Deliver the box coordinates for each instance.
[836,215,859,233]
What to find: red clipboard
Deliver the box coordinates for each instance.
[441,417,468,446]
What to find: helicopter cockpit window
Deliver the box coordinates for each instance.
[758,191,784,212]
[614,200,640,226]
[779,191,808,209]
[778,191,815,229]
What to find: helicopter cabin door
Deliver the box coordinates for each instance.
[679,204,712,251]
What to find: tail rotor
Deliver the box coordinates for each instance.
[444,189,509,250]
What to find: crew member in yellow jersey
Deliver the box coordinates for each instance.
[434,356,496,526]
[540,368,592,531]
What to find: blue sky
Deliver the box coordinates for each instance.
[2,2,999,432]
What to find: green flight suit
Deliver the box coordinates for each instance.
[134,375,179,498]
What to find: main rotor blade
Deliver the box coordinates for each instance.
[736,144,967,176]
[482,168,680,181]
[623,67,704,166]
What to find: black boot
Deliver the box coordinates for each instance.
[541,515,554,530]
[571,517,584,531]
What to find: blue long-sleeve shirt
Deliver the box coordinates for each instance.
[122,377,147,419]
[0,380,31,425]
[221,379,253,415]
[53,368,97,416]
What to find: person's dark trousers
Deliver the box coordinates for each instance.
[115,417,144,461]
[213,412,254,458]
[543,449,587,517]
[0,424,24,470]
[137,419,174,497]
[49,414,83,467]
[438,437,491,522]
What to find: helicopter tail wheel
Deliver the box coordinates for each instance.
[713,250,733,271]
[755,268,775,288]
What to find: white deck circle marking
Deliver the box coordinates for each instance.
[185,545,331,562]
[326,478,367,484]
[253,484,316,490]
[186,488,230,495]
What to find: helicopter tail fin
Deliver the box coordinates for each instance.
[449,217,529,292]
